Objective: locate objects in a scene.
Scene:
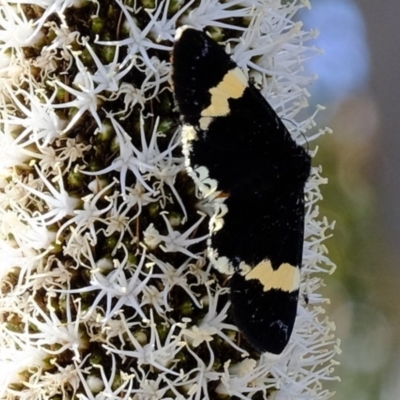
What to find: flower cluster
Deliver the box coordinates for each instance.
[0,0,339,399]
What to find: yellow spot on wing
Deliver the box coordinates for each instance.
[199,67,247,130]
[243,259,300,293]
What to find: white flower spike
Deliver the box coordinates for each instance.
[0,1,338,399]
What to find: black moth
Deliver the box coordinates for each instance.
[171,26,311,355]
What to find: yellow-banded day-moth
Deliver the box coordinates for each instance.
[171,26,311,355]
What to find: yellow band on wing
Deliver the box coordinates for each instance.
[243,259,300,293]
[200,67,247,130]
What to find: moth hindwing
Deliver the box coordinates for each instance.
[171,25,311,355]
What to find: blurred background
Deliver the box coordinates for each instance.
[299,0,400,398]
